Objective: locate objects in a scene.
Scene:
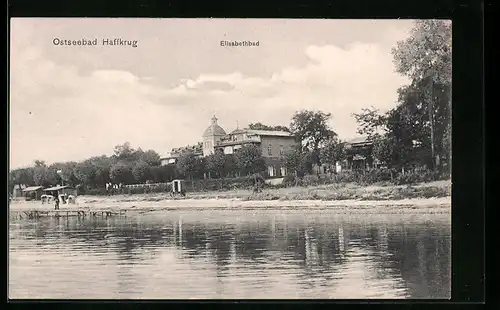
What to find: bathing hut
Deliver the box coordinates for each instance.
[21,186,44,201]
[44,185,78,203]
[171,179,186,196]
[12,184,25,199]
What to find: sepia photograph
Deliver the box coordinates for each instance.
[9,18,451,299]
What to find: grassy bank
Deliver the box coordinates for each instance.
[190,180,451,201]
[9,180,451,215]
[78,180,451,203]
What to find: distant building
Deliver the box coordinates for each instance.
[12,184,25,198]
[44,185,78,198]
[21,186,44,201]
[160,142,203,166]
[160,115,297,177]
[344,136,380,171]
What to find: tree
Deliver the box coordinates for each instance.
[193,157,207,180]
[371,135,399,169]
[161,165,177,182]
[89,156,113,186]
[392,20,451,170]
[284,146,313,178]
[132,160,152,183]
[49,161,79,186]
[234,144,266,176]
[205,150,227,178]
[74,160,98,186]
[140,150,161,166]
[175,151,198,180]
[11,167,35,186]
[352,106,388,138]
[150,166,163,183]
[150,165,176,182]
[113,142,135,160]
[9,168,32,193]
[109,162,133,184]
[248,122,290,132]
[320,138,346,169]
[392,20,451,86]
[289,110,336,166]
[33,166,57,187]
[223,154,237,178]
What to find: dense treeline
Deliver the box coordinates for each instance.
[9,143,172,194]
[9,109,345,195]
[9,21,451,195]
[353,20,451,175]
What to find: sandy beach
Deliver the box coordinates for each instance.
[9,195,451,215]
[9,180,451,215]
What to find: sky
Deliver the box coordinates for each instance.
[9,18,414,169]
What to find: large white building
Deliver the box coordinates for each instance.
[160,115,297,177]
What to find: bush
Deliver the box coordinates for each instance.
[183,174,267,192]
[361,168,394,184]
[394,166,439,185]
[328,170,361,183]
[282,175,297,187]
[83,187,107,196]
[299,174,322,187]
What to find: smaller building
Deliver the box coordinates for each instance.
[44,185,78,198]
[160,142,203,166]
[12,184,26,198]
[344,136,376,171]
[21,186,44,201]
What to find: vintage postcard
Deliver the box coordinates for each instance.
[9,18,451,299]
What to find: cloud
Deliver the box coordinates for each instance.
[153,43,409,138]
[10,40,409,169]
[91,70,139,83]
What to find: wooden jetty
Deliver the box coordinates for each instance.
[10,209,128,220]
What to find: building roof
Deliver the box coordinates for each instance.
[217,140,260,147]
[346,136,371,145]
[246,130,293,137]
[230,128,247,135]
[22,186,43,192]
[44,185,73,191]
[161,143,203,160]
[203,124,227,137]
[203,115,227,137]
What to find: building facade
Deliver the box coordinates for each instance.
[160,142,204,166]
[344,136,381,170]
[160,115,297,178]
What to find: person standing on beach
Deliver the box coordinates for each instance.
[54,192,60,210]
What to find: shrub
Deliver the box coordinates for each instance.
[394,166,439,185]
[83,187,107,196]
[282,175,297,187]
[183,174,267,192]
[361,168,393,184]
[300,174,322,187]
[329,170,361,183]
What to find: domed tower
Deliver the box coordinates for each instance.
[202,115,227,156]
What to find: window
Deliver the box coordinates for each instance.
[268,166,275,177]
[280,167,287,176]
[268,144,272,156]
[279,145,284,156]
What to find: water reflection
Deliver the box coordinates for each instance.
[9,211,450,299]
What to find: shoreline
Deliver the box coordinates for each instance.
[9,180,451,215]
[9,196,451,215]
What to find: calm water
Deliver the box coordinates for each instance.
[9,210,451,299]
